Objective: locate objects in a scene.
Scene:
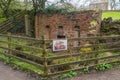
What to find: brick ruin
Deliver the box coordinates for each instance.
[35,10,102,46]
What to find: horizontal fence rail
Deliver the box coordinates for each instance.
[48,54,120,68]
[48,60,120,76]
[0,33,120,77]
[0,51,44,69]
[47,48,120,60]
[0,40,43,51]
[0,34,42,41]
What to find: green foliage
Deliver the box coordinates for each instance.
[112,51,120,54]
[53,57,77,64]
[90,20,98,25]
[0,18,7,22]
[40,77,48,80]
[83,67,90,73]
[0,53,43,74]
[97,52,107,58]
[59,71,77,79]
[47,53,56,57]
[4,57,12,64]
[102,11,120,20]
[101,17,120,35]
[80,43,93,52]
[112,62,120,67]
[95,63,113,71]
[40,5,68,14]
[12,64,24,71]
[0,0,24,18]
[101,11,120,35]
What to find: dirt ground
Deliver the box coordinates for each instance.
[0,61,36,80]
[0,61,120,80]
[65,67,120,80]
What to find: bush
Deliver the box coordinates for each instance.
[0,18,7,22]
[101,17,120,35]
[95,63,112,71]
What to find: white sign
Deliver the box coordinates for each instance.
[53,40,67,51]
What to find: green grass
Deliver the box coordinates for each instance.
[0,53,43,74]
[0,35,120,77]
[0,36,43,56]
[102,11,120,20]
[0,18,7,22]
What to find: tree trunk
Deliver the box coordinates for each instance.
[4,10,9,18]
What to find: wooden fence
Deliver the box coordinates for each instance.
[0,12,24,33]
[0,33,120,77]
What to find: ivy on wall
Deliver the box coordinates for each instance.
[101,17,120,35]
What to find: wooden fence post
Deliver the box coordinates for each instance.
[25,15,31,36]
[7,33,11,54]
[94,37,99,64]
[42,35,49,76]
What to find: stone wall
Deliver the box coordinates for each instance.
[35,10,102,40]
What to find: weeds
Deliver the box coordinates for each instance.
[83,66,90,73]
[0,53,43,74]
[95,63,112,71]
[59,71,77,79]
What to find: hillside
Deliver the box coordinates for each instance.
[102,11,120,20]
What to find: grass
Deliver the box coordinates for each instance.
[0,53,43,74]
[0,36,43,56]
[102,11,120,20]
[0,36,44,73]
[0,18,7,22]
[0,35,120,79]
[0,35,54,75]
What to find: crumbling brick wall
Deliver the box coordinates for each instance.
[35,10,102,40]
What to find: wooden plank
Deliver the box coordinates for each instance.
[12,62,45,77]
[69,41,120,50]
[68,35,120,41]
[0,34,42,41]
[7,33,12,54]
[0,34,120,42]
[45,35,120,41]
[48,48,120,60]
[0,46,44,61]
[48,54,120,68]
[0,22,12,30]
[46,41,120,51]
[0,40,43,51]
[47,60,120,76]
[0,52,44,69]
[42,35,49,76]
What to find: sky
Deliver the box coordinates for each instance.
[20,0,90,10]
[20,0,120,10]
[20,0,90,7]
[47,0,90,8]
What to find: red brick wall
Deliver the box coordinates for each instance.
[35,10,102,39]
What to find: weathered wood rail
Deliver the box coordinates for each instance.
[0,33,120,77]
[0,12,25,33]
